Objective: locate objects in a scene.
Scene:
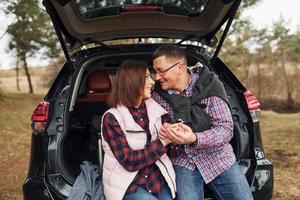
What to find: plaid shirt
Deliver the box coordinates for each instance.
[152,72,236,183]
[102,101,169,199]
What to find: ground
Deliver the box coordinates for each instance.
[0,93,42,200]
[260,112,300,199]
[0,92,299,200]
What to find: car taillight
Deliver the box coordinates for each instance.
[123,5,160,12]
[244,90,261,122]
[31,100,49,134]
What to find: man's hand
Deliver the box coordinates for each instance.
[166,123,197,145]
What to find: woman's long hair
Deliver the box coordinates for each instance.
[107,60,148,107]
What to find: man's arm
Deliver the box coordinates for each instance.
[193,96,234,149]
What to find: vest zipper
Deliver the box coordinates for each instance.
[158,159,176,193]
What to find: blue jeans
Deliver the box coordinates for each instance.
[123,184,172,200]
[174,162,253,200]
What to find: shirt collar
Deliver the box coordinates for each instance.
[128,100,146,113]
[167,70,198,95]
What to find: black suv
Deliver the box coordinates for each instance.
[23,0,273,199]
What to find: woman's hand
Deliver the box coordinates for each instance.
[158,123,172,146]
[166,123,197,145]
[158,122,189,145]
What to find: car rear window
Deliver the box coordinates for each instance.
[75,0,209,18]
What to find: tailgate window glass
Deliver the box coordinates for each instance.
[75,0,208,18]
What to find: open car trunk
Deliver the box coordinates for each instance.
[59,44,253,197]
[43,0,241,62]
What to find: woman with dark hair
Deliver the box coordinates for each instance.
[101,60,176,200]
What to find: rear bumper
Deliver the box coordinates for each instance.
[23,177,51,200]
[23,161,273,200]
[24,135,273,200]
[23,177,63,200]
[252,159,274,200]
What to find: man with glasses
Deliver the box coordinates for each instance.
[151,44,253,200]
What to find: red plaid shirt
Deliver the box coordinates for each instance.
[102,101,170,199]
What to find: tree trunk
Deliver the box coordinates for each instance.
[15,60,20,91]
[256,61,261,99]
[22,56,34,94]
[243,53,252,83]
[280,49,293,107]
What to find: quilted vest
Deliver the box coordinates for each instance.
[101,98,176,200]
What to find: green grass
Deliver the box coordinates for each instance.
[0,93,299,199]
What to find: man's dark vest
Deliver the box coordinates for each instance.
[154,66,230,132]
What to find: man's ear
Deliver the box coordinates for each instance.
[178,62,186,72]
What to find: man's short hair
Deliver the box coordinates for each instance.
[152,44,187,62]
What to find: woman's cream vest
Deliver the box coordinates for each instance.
[101,98,176,200]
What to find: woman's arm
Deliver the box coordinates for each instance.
[102,113,167,172]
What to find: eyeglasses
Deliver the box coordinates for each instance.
[154,62,181,76]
